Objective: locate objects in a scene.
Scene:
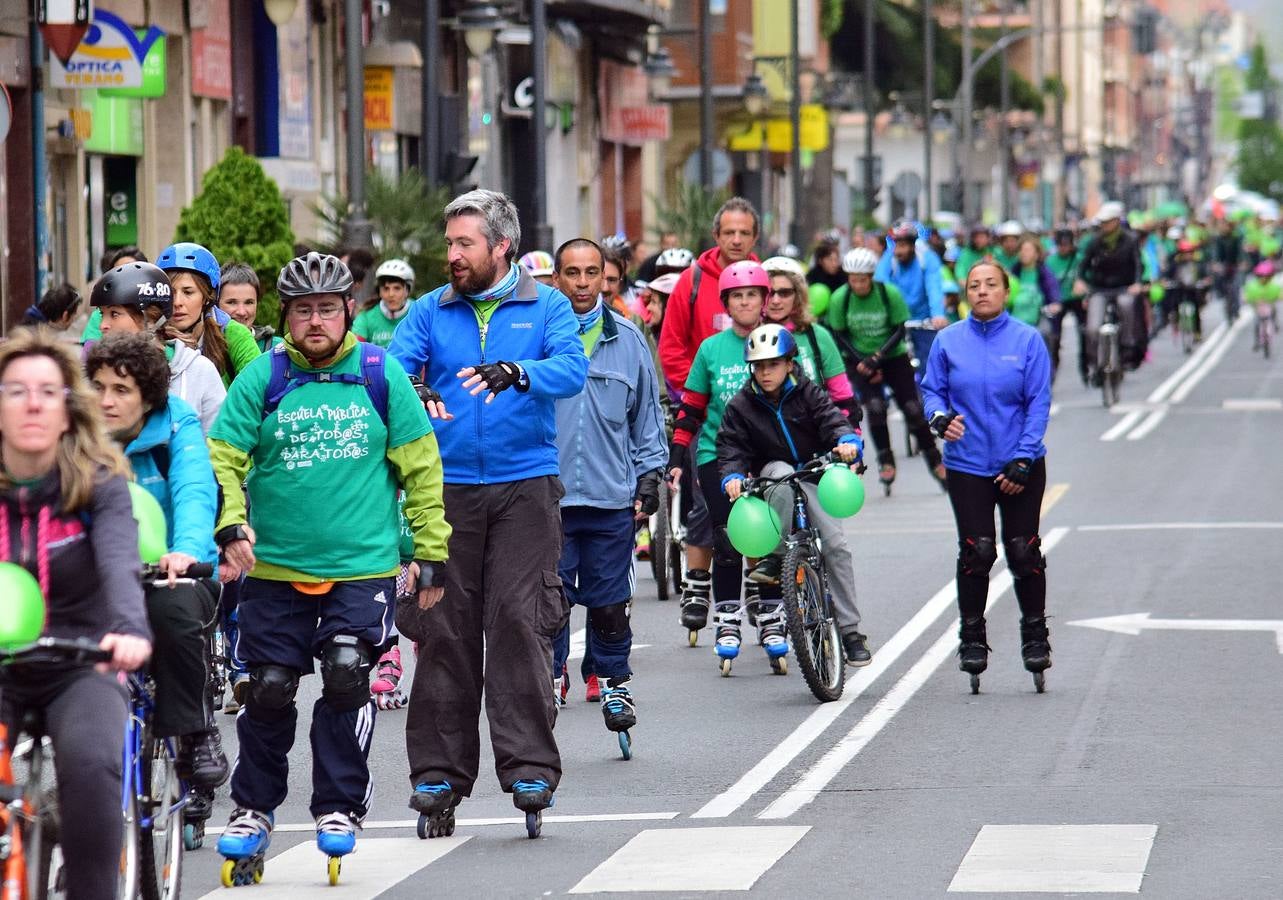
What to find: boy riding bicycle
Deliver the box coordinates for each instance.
[715,324,873,666]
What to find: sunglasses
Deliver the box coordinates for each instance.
[770,288,797,299]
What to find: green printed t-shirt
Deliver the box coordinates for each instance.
[684,329,750,466]
[209,338,432,579]
[792,324,846,384]
[1245,278,1281,304]
[1008,268,1044,326]
[352,304,411,348]
[832,283,909,359]
[1046,252,1080,298]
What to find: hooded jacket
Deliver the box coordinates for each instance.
[920,311,1051,477]
[0,471,150,643]
[657,246,760,392]
[166,340,226,433]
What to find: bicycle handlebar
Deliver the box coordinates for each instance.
[744,453,864,496]
[0,636,113,667]
[140,561,215,584]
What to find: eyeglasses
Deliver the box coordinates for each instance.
[287,303,345,321]
[0,383,71,406]
[771,288,797,299]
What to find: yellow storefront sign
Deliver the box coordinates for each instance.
[741,105,827,153]
[364,66,394,132]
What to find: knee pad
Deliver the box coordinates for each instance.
[866,394,888,424]
[958,537,998,576]
[246,664,300,721]
[1004,535,1046,578]
[320,635,374,712]
[901,396,925,424]
[712,526,740,570]
[589,602,632,643]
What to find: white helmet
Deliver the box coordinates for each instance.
[1165,226,1183,241]
[995,220,1024,238]
[656,247,694,270]
[744,323,799,363]
[1094,201,1126,225]
[842,247,879,275]
[646,272,681,295]
[762,256,807,278]
[374,259,415,292]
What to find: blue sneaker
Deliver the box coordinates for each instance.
[216,808,273,859]
[713,603,742,660]
[315,812,360,857]
[409,781,457,815]
[512,779,554,813]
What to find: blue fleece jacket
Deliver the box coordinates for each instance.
[388,265,589,484]
[920,311,1052,477]
[875,245,945,319]
[124,395,219,563]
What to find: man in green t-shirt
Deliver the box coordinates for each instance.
[826,247,945,493]
[208,252,450,873]
[1043,227,1088,384]
[353,259,417,348]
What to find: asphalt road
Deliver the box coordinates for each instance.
[181,303,1283,898]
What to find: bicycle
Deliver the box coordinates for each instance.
[1255,303,1276,359]
[650,475,686,606]
[902,318,940,457]
[1093,290,1125,409]
[742,455,858,702]
[0,637,113,900]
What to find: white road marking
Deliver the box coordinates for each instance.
[759,527,1068,819]
[195,836,468,899]
[1040,483,1070,516]
[1168,313,1252,404]
[1068,612,1283,653]
[204,811,679,836]
[1146,320,1229,403]
[565,627,650,662]
[1099,409,1145,441]
[568,826,810,894]
[948,824,1157,893]
[1078,521,1283,532]
[1125,406,1168,440]
[1223,398,1283,411]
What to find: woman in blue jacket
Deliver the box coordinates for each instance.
[920,259,1053,692]
[85,334,229,783]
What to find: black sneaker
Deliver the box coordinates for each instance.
[842,632,872,667]
[747,557,782,585]
[179,729,230,788]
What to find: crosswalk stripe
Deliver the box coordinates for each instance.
[205,811,680,836]
[948,824,1156,893]
[195,836,469,899]
[569,826,810,894]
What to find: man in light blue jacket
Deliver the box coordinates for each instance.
[875,220,948,367]
[390,190,588,830]
[549,239,666,752]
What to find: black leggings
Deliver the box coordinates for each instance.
[946,458,1047,620]
[853,354,941,467]
[147,578,219,737]
[698,460,742,604]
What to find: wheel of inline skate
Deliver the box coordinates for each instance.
[328,856,341,886]
[719,658,732,677]
[1033,671,1046,694]
[220,860,236,888]
[771,656,787,676]
[416,813,429,840]
[618,731,632,760]
[526,811,542,839]
[688,630,698,647]
[969,673,981,695]
[183,821,204,851]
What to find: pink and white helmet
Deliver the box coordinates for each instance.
[718,260,770,297]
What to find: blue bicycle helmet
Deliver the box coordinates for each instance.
[744,323,798,362]
[157,242,221,291]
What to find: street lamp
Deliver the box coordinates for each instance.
[888,94,910,141]
[931,111,954,145]
[743,72,769,117]
[263,0,297,26]
[457,3,506,58]
[644,46,677,98]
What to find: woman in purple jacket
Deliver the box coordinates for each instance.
[920,260,1053,694]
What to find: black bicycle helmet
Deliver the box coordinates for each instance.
[90,262,174,320]
[277,252,354,299]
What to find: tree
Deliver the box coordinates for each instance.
[1235,43,1283,201]
[173,147,296,326]
[649,182,730,253]
[310,168,451,294]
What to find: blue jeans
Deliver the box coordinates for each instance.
[552,506,636,682]
[909,327,937,382]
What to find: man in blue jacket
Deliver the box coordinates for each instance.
[875,220,948,366]
[390,190,589,831]
[549,239,666,750]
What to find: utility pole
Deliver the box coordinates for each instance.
[530,0,553,250]
[344,0,372,249]
[863,0,876,217]
[789,0,802,245]
[960,0,973,221]
[419,0,440,187]
[999,0,1011,220]
[699,0,713,190]
[923,0,934,222]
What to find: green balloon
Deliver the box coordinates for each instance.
[1149,283,1166,303]
[726,495,782,558]
[817,464,866,518]
[128,482,169,564]
[0,563,46,650]
[808,283,831,319]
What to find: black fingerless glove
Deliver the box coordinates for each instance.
[414,560,447,590]
[863,352,883,372]
[474,361,527,395]
[215,524,250,549]
[929,409,957,439]
[1002,458,1033,487]
[408,375,443,407]
[634,469,662,517]
[667,440,688,472]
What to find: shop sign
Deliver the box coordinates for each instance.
[48,9,164,90]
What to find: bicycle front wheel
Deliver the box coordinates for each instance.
[781,543,845,702]
[138,736,183,900]
[649,489,670,602]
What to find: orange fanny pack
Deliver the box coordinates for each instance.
[292,581,336,596]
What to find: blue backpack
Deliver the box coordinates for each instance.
[261,343,390,426]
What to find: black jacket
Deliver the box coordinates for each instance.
[1080,228,1143,289]
[716,371,858,484]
